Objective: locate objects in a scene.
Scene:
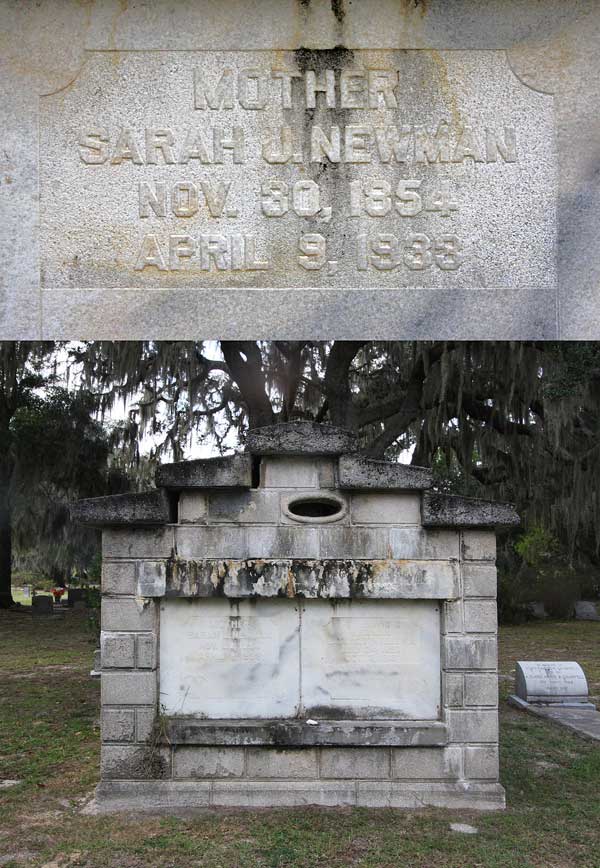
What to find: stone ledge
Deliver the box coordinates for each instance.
[72,489,170,527]
[165,719,448,748]
[156,453,252,490]
[247,422,358,456]
[86,780,505,813]
[339,456,432,490]
[422,492,520,528]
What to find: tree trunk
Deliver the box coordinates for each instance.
[0,486,13,609]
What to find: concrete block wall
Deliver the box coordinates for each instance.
[94,454,506,810]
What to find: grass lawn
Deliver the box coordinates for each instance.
[0,611,599,868]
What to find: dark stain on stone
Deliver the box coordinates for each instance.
[331,0,345,23]
[294,45,354,74]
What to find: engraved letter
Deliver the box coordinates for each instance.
[78,128,109,164]
[145,128,176,165]
[310,126,341,162]
[272,70,301,108]
[415,123,451,163]
[169,234,196,269]
[200,180,231,217]
[178,130,211,164]
[171,183,199,217]
[245,236,269,270]
[374,126,413,163]
[199,235,229,270]
[368,70,398,109]
[194,68,235,109]
[139,182,167,218]
[238,68,268,110]
[305,70,336,109]
[134,234,167,271]
[452,126,485,163]
[345,125,372,163]
[262,127,294,164]
[340,71,366,108]
[486,126,517,163]
[213,127,245,163]
[110,129,143,165]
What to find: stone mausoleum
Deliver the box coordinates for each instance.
[73,422,518,812]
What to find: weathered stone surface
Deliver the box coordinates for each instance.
[166,719,448,748]
[100,632,135,669]
[464,673,498,707]
[246,748,318,779]
[339,456,432,490]
[178,492,207,524]
[102,709,136,743]
[355,781,505,810]
[90,779,505,812]
[319,748,390,780]
[447,710,499,743]
[101,744,171,780]
[390,527,459,561]
[443,673,464,708]
[102,528,174,560]
[101,671,157,707]
[422,492,520,528]
[248,422,358,456]
[350,492,420,525]
[515,661,590,704]
[463,745,499,780]
[72,489,170,527]
[463,600,498,633]
[392,746,461,780]
[173,747,244,779]
[137,561,167,597]
[261,457,322,489]
[444,636,497,670]
[462,531,497,562]
[208,490,281,524]
[156,453,251,489]
[101,598,156,633]
[164,557,458,599]
[136,634,157,670]
[136,708,157,743]
[462,564,498,598]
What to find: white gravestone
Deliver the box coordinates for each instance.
[514,661,590,706]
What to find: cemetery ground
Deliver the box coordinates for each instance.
[0,614,598,868]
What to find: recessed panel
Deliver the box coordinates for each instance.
[159,598,300,718]
[301,600,441,719]
[40,50,555,293]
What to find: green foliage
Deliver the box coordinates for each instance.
[514,526,559,568]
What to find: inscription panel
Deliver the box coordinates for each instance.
[159,598,301,718]
[301,599,441,720]
[40,50,556,291]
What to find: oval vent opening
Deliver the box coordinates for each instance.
[287,497,343,520]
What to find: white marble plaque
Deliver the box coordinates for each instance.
[39,50,555,293]
[515,661,589,703]
[159,597,441,720]
[159,598,300,718]
[301,599,441,719]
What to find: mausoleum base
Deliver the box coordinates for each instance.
[88,780,506,813]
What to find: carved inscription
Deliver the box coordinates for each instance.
[39,50,556,289]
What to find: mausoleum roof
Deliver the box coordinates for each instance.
[71,422,520,529]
